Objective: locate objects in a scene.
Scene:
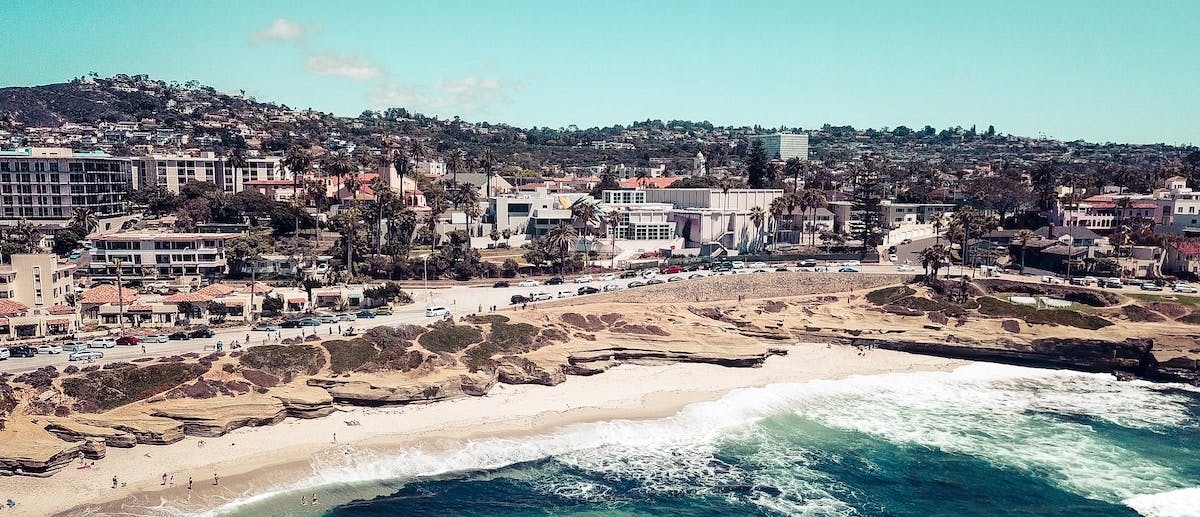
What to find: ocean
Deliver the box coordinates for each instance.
[209,364,1200,517]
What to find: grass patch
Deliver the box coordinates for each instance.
[977,296,1113,330]
[62,363,209,412]
[866,286,916,305]
[239,345,326,381]
[1177,313,1200,325]
[418,323,483,353]
[321,339,381,374]
[462,322,542,372]
[1129,294,1200,309]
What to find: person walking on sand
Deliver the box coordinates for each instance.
[332,432,337,443]
[213,473,219,486]
[142,344,146,354]
[187,477,192,490]
[112,476,118,489]
[161,473,167,485]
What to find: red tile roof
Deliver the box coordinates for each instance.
[46,318,70,325]
[619,177,676,189]
[81,284,138,305]
[163,292,214,304]
[128,304,153,312]
[197,284,235,297]
[1171,241,1200,255]
[287,297,306,304]
[0,299,29,316]
[316,291,341,297]
[48,305,76,315]
[224,300,245,307]
[240,283,274,294]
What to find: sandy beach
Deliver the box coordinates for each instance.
[8,344,965,516]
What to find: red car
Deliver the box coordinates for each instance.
[116,335,141,346]
[660,265,685,274]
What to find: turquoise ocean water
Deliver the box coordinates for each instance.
[202,364,1200,517]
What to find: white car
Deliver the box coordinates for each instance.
[424,306,449,317]
[889,254,898,262]
[748,261,766,269]
[530,292,553,301]
[598,273,615,282]
[1041,275,1063,284]
[602,284,622,292]
[731,261,746,269]
[896,264,915,272]
[1140,283,1164,292]
[36,344,64,354]
[69,350,103,361]
[143,334,169,343]
[641,271,658,279]
[88,337,117,349]
[518,280,540,287]
[842,260,862,267]
[0,348,9,360]
[557,290,575,298]
[1172,283,1198,293]
[574,275,593,284]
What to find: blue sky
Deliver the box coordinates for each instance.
[2,1,1197,144]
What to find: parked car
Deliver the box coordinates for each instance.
[574,275,594,283]
[88,337,117,349]
[627,281,646,288]
[1140,283,1164,292]
[775,266,790,272]
[647,278,666,285]
[36,343,64,354]
[252,323,280,331]
[797,259,818,268]
[168,331,191,341]
[189,328,215,339]
[843,260,862,267]
[299,318,322,326]
[8,345,37,358]
[281,319,302,328]
[577,286,600,295]
[1041,275,1063,284]
[63,341,90,353]
[713,263,733,272]
[319,314,338,324]
[602,284,622,292]
[0,348,8,360]
[355,310,376,319]
[530,292,553,301]
[518,280,540,287]
[374,306,393,316]
[731,261,746,269]
[143,334,169,343]
[116,336,140,346]
[557,290,575,299]
[689,273,707,279]
[492,281,510,288]
[599,273,615,282]
[69,350,104,361]
[889,254,898,262]
[661,266,685,275]
[619,271,638,279]
[667,276,684,282]
[838,267,860,273]
[887,245,898,254]
[1172,283,1198,293]
[641,270,658,279]
[336,313,356,322]
[897,264,916,272]
[748,262,766,269]
[510,294,530,305]
[901,238,913,245]
[1101,278,1122,289]
[547,276,565,285]
[425,306,449,317]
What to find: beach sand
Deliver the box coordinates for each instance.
[15,344,966,516]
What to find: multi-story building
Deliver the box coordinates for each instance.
[135,152,285,193]
[0,147,131,220]
[486,192,590,236]
[86,231,237,281]
[747,133,810,161]
[881,201,956,228]
[0,254,79,338]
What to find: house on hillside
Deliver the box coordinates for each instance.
[1165,241,1200,279]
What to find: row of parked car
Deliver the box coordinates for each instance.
[278,308,387,328]
[1040,275,1197,293]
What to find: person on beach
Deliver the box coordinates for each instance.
[213,474,219,486]
[161,473,167,485]
[112,476,118,489]
[332,432,336,443]
[187,477,192,490]
[311,494,319,505]
[170,474,174,486]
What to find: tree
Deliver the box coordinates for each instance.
[447,148,467,183]
[261,294,284,315]
[605,210,623,268]
[749,206,766,251]
[769,196,789,248]
[175,300,197,321]
[745,139,771,189]
[128,184,180,215]
[52,227,84,256]
[206,300,229,323]
[802,189,828,247]
[546,222,579,275]
[1015,229,1037,274]
[226,232,272,277]
[590,165,621,198]
[489,228,500,248]
[963,175,1033,224]
[225,145,249,190]
[325,150,355,205]
[635,168,650,188]
[68,207,99,235]
[850,159,887,250]
[570,197,599,254]
[783,158,806,193]
[920,245,948,280]
[478,148,498,197]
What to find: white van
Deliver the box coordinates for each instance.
[424,306,449,317]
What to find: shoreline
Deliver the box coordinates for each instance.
[34,344,967,516]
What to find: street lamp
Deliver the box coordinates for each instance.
[111,257,125,331]
[421,253,431,307]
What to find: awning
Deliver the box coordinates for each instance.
[46,318,70,325]
[0,318,8,325]
[224,301,245,307]
[316,292,340,298]
[288,297,306,304]
[128,305,153,312]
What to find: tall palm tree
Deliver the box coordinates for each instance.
[546,222,579,275]
[452,182,480,236]
[111,257,126,329]
[325,150,355,206]
[68,207,99,235]
[1015,229,1037,274]
[9,219,40,254]
[768,196,789,249]
[447,149,467,183]
[570,197,599,254]
[802,189,827,247]
[749,206,766,251]
[605,210,623,268]
[783,158,805,193]
[283,145,312,240]
[225,146,249,188]
[635,168,650,188]
[932,216,945,245]
[478,149,498,197]
[919,244,948,281]
[408,140,428,177]
[789,194,809,246]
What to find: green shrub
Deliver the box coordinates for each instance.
[977,296,1113,330]
[62,363,209,412]
[238,345,326,380]
[892,296,948,312]
[1177,313,1200,325]
[418,325,483,353]
[866,286,916,305]
[461,322,542,372]
[322,339,381,374]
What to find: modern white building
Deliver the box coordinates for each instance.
[747,133,810,161]
[135,152,285,193]
[86,231,237,281]
[0,147,131,220]
[486,192,590,237]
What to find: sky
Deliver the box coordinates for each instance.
[1,0,1197,145]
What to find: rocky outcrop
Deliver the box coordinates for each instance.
[76,414,185,445]
[147,396,288,437]
[494,356,565,386]
[307,377,467,406]
[0,440,82,477]
[459,372,498,396]
[80,439,106,460]
[568,346,786,370]
[270,385,335,419]
[43,419,137,448]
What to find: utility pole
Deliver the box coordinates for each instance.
[112,257,125,331]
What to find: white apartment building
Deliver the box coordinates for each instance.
[135,152,285,193]
[881,201,956,228]
[0,254,79,338]
[747,133,810,161]
[645,188,785,212]
[486,192,590,236]
[0,147,131,220]
[86,231,237,281]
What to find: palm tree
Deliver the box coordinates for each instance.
[749,206,766,251]
[452,182,480,236]
[447,149,467,183]
[478,149,498,197]
[802,189,827,247]
[283,145,312,239]
[768,196,789,249]
[8,219,41,254]
[68,207,99,234]
[225,146,249,187]
[789,194,809,246]
[1015,229,1037,274]
[501,228,513,247]
[111,257,126,329]
[635,168,650,188]
[919,245,948,281]
[605,210,622,268]
[570,197,599,255]
[783,158,805,193]
[932,216,945,245]
[546,222,579,275]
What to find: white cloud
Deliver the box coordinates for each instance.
[306,53,382,81]
[370,76,519,115]
[250,18,306,43]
